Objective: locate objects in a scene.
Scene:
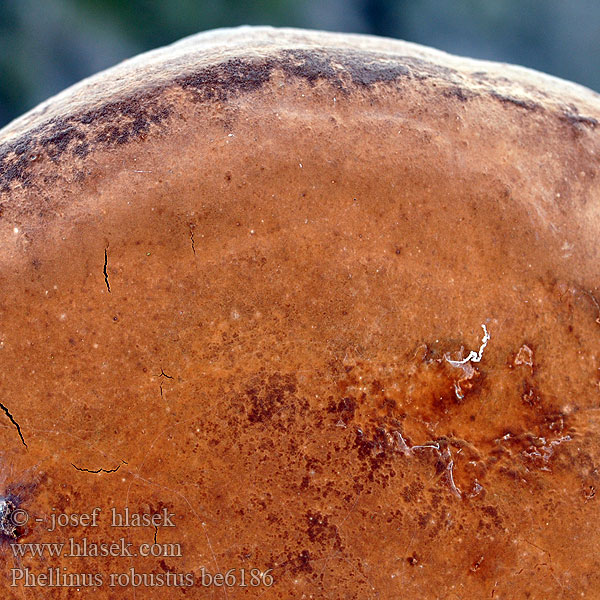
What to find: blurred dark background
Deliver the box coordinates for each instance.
[1,0,599,128]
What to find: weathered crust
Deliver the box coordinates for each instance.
[0,26,599,599]
[1,26,598,197]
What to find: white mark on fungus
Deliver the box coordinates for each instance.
[446,324,490,367]
[514,344,534,370]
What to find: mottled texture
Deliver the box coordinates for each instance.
[0,26,599,599]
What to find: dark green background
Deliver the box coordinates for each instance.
[1,0,599,128]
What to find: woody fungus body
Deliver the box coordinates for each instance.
[0,26,599,599]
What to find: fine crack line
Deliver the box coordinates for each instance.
[157,368,174,398]
[71,460,125,474]
[154,525,158,544]
[103,248,111,293]
[0,402,27,448]
[189,226,196,256]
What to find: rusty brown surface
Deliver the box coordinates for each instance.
[0,26,599,599]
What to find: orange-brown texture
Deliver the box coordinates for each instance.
[0,26,599,599]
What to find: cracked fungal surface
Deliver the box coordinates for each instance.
[0,26,599,599]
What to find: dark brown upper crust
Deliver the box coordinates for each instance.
[0,27,598,194]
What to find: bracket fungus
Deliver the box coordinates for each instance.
[0,26,599,598]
